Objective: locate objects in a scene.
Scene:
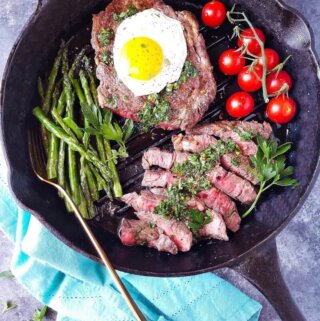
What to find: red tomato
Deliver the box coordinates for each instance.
[226,92,254,118]
[258,48,280,71]
[218,49,246,75]
[237,28,266,54]
[266,70,293,95]
[202,1,227,27]
[237,65,263,92]
[266,96,297,123]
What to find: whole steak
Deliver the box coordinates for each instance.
[92,0,216,130]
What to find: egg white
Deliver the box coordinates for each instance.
[113,8,187,97]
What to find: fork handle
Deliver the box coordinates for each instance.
[57,186,147,321]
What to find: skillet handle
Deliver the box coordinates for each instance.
[230,240,306,321]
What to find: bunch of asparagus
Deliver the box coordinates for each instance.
[33,44,134,219]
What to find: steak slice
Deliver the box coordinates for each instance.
[220,153,259,185]
[92,0,216,130]
[187,122,257,156]
[198,187,241,232]
[207,166,256,204]
[121,190,165,212]
[142,169,177,187]
[172,134,258,185]
[218,121,273,140]
[199,210,229,241]
[135,211,193,252]
[172,133,217,153]
[142,147,189,170]
[118,218,178,254]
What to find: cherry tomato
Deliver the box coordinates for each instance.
[218,49,246,75]
[202,1,227,27]
[266,96,297,123]
[237,65,263,92]
[237,28,266,54]
[266,70,293,95]
[258,48,280,71]
[226,92,254,118]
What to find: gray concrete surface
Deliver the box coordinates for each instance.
[0,0,319,320]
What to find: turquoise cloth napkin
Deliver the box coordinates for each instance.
[0,161,261,321]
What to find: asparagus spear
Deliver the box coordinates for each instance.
[33,107,112,186]
[37,76,45,104]
[80,157,95,218]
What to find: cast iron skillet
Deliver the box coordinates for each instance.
[1,0,320,320]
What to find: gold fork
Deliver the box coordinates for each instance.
[28,129,147,321]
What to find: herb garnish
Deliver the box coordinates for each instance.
[100,50,113,65]
[106,96,118,108]
[2,301,17,313]
[233,128,254,142]
[155,140,239,233]
[33,305,47,321]
[166,61,198,93]
[113,5,138,21]
[242,135,299,218]
[137,94,170,132]
[0,270,14,279]
[98,28,114,46]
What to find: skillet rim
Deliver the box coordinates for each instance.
[1,0,320,276]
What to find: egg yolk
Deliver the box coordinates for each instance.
[121,37,164,81]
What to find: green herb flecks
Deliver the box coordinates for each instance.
[166,61,198,93]
[100,50,113,65]
[33,305,47,321]
[172,139,239,178]
[113,5,138,22]
[0,271,14,279]
[242,136,299,218]
[231,156,241,166]
[2,301,17,313]
[155,140,240,233]
[233,128,254,142]
[137,94,170,132]
[98,28,114,46]
[106,96,118,108]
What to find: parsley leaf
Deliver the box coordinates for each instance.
[33,305,47,321]
[242,135,299,218]
[0,271,14,279]
[113,5,138,21]
[3,301,17,313]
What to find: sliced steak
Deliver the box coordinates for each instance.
[142,169,177,187]
[142,147,189,170]
[198,187,241,232]
[187,122,257,156]
[172,133,258,185]
[207,166,256,204]
[135,211,193,252]
[172,133,217,153]
[118,218,178,254]
[199,211,228,241]
[218,121,273,140]
[221,153,259,185]
[122,191,165,212]
[92,0,216,130]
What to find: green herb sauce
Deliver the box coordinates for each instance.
[137,94,170,132]
[100,50,113,65]
[113,5,138,22]
[155,140,239,233]
[166,61,198,93]
[233,128,254,141]
[98,28,114,46]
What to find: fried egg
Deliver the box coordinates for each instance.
[113,9,187,96]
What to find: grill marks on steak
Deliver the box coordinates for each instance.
[118,218,178,254]
[92,0,216,130]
